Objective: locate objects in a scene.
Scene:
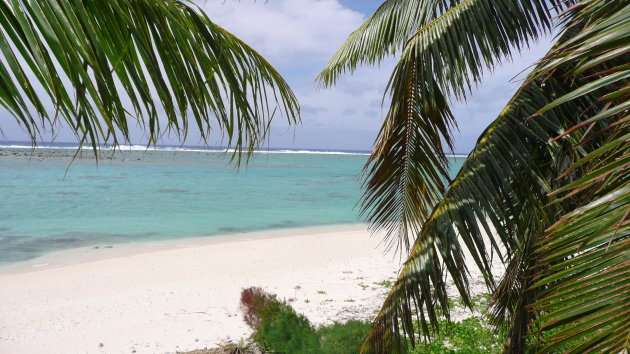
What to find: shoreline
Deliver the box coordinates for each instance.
[0,223,366,275]
[0,224,402,353]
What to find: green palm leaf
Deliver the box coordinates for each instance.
[360,69,602,352]
[322,0,627,351]
[317,0,449,88]
[526,1,630,351]
[321,0,566,252]
[360,0,628,352]
[0,0,299,158]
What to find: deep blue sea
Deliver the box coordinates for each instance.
[0,143,465,264]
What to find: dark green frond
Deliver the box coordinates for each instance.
[361,70,600,353]
[358,0,628,352]
[398,0,564,100]
[359,62,457,252]
[526,1,630,352]
[0,0,299,159]
[358,0,567,253]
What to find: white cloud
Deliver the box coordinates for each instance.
[195,0,395,151]
[199,0,364,68]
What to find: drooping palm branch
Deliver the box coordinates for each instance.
[319,0,565,252]
[0,0,299,158]
[526,1,630,351]
[321,0,628,352]
[361,68,602,353]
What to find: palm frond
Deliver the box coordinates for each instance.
[317,0,453,87]
[0,0,299,159]
[361,70,601,352]
[526,1,630,351]
[318,0,564,89]
[396,0,563,100]
[359,62,457,252]
[357,0,567,253]
[358,0,627,352]
[531,186,629,352]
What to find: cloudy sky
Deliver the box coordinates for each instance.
[1,0,555,153]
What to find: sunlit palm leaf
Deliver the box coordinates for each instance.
[0,0,299,158]
[531,187,629,352]
[395,0,561,100]
[317,0,451,88]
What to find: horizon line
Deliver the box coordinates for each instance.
[0,140,470,157]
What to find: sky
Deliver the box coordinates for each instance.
[0,0,555,153]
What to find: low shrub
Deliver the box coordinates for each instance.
[257,305,319,353]
[240,287,318,352]
[317,320,371,354]
[239,287,370,353]
[240,287,276,329]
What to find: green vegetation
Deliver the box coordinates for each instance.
[320,0,628,351]
[240,287,370,353]
[373,280,393,288]
[0,0,299,158]
[410,317,504,354]
[240,287,317,353]
[240,287,505,353]
[318,321,373,354]
[411,294,504,353]
[257,304,318,353]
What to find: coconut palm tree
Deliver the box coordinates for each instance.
[0,0,299,158]
[319,0,628,352]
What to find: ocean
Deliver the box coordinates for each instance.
[0,143,465,264]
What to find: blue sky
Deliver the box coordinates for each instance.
[0,0,555,153]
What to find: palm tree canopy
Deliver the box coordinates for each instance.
[0,0,300,159]
[321,0,629,352]
[319,0,565,252]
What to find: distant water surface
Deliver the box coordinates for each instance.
[0,144,465,263]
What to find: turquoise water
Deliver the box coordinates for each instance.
[0,145,464,263]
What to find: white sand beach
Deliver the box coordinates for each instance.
[0,225,403,354]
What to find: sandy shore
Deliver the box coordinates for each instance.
[0,225,403,354]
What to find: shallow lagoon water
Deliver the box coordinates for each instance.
[0,146,465,263]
